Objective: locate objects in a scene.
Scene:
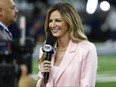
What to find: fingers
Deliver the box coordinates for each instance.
[39,60,51,73]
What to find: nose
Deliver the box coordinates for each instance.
[15,7,19,14]
[51,21,56,28]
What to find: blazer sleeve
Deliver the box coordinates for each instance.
[36,71,44,87]
[80,43,98,87]
[36,47,44,87]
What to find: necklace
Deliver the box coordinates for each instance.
[57,47,67,51]
[59,48,67,51]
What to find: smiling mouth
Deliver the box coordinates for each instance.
[52,29,60,33]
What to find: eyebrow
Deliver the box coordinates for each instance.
[49,18,62,20]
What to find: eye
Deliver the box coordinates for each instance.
[49,19,53,23]
[11,5,16,10]
[55,19,62,22]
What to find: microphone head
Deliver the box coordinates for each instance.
[42,34,56,52]
[46,34,56,46]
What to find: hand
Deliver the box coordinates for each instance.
[39,60,51,73]
[18,64,34,87]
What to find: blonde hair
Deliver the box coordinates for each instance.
[44,2,87,42]
[38,2,88,64]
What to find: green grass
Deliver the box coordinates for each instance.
[32,59,38,87]
[96,55,116,87]
[96,82,116,87]
[32,59,38,74]
[98,55,116,73]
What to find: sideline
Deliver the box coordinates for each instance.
[31,73,116,83]
[95,42,116,56]
[97,74,116,82]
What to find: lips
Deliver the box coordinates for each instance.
[51,27,60,33]
[14,15,17,18]
[52,29,59,33]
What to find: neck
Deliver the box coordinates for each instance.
[0,20,10,27]
[57,39,70,50]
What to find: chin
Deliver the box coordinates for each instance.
[52,33,59,37]
[11,19,16,23]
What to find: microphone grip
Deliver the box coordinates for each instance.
[45,52,52,61]
[44,72,49,84]
[44,52,52,84]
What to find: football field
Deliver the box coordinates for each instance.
[96,55,116,87]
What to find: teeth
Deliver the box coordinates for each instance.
[52,29,59,33]
[52,27,60,32]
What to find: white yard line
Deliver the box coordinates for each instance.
[97,74,116,82]
[31,73,116,83]
[31,74,38,80]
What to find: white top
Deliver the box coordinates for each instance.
[52,66,59,80]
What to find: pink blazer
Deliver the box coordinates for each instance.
[36,40,98,87]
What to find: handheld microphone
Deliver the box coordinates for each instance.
[42,34,56,84]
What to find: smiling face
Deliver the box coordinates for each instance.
[49,10,69,38]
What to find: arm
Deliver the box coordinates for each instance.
[36,47,44,87]
[36,60,51,87]
[80,43,98,87]
[36,47,51,87]
[36,71,45,87]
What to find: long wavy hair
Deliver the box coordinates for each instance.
[44,2,87,42]
[38,2,87,64]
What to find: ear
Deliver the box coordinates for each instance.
[0,8,3,16]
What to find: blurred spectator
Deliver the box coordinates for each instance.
[18,64,34,87]
[27,16,45,39]
[87,14,103,41]
[32,33,45,59]
[26,2,46,41]
[101,5,116,43]
[8,22,20,40]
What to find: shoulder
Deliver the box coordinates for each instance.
[78,40,95,46]
[0,25,9,41]
[77,40,96,51]
[0,25,4,37]
[76,40,97,60]
[0,25,4,33]
[0,24,4,30]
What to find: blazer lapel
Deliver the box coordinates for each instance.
[55,40,77,83]
[3,29,12,41]
[0,25,12,41]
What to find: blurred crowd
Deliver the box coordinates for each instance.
[9,0,116,59]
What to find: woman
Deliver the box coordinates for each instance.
[37,2,98,87]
